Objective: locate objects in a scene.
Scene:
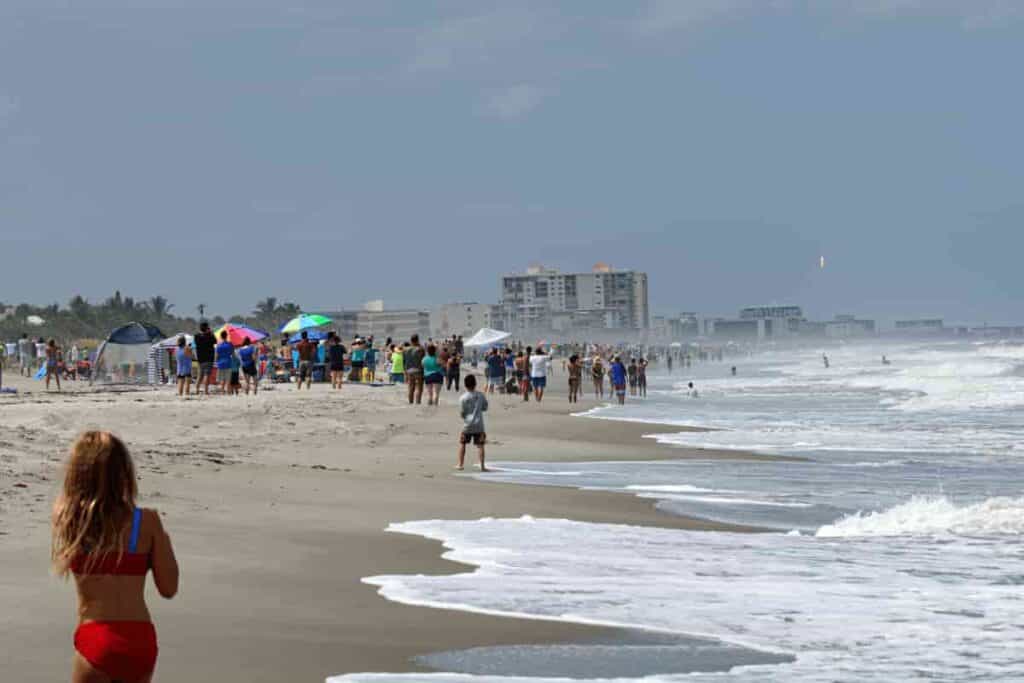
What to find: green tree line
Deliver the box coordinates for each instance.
[0,294,304,343]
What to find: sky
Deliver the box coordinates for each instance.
[1,1,1021,325]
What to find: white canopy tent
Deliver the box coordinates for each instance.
[464,327,511,348]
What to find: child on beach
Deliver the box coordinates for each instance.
[176,335,193,396]
[52,431,179,683]
[457,375,488,472]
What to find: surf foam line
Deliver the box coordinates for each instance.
[364,516,795,659]
[816,495,1024,537]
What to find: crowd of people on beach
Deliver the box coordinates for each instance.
[14,323,721,683]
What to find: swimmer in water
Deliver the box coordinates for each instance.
[823,354,830,369]
[688,381,698,398]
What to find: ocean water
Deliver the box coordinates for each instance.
[331,342,1024,682]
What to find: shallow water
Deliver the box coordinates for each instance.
[332,342,1024,682]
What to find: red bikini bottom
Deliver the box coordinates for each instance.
[74,620,158,682]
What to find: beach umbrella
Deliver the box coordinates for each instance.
[214,323,268,347]
[287,330,329,344]
[155,333,194,350]
[280,314,332,334]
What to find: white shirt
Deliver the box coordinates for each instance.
[4,342,16,356]
[529,354,550,378]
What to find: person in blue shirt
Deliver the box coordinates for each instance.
[485,349,504,394]
[238,337,259,395]
[609,355,628,405]
[214,331,234,395]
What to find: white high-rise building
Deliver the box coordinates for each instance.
[498,264,650,336]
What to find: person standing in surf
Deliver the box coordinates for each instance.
[610,355,627,405]
[567,354,583,404]
[592,355,606,399]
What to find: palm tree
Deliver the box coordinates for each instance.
[254,297,278,318]
[148,296,173,319]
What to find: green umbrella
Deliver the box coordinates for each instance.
[280,314,332,334]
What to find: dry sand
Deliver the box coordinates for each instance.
[0,368,764,682]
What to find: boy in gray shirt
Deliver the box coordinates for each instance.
[458,374,489,472]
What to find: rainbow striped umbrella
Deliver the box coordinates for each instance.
[214,324,267,347]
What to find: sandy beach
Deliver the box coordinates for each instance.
[0,370,765,682]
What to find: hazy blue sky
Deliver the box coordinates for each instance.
[1,1,1021,324]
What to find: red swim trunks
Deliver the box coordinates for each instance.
[74,621,158,683]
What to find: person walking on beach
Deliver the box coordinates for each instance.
[514,350,529,401]
[175,335,193,397]
[52,431,179,683]
[446,350,461,392]
[193,322,216,396]
[423,344,445,406]
[529,347,550,403]
[45,339,62,392]
[238,337,259,395]
[295,331,317,390]
[667,354,673,374]
[457,374,488,472]
[18,333,32,377]
[591,355,605,399]
[485,348,503,394]
[327,333,346,390]
[404,334,425,404]
[638,357,648,398]
[627,358,638,397]
[567,354,582,404]
[214,330,234,395]
[610,355,627,405]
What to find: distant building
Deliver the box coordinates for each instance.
[825,315,876,339]
[433,303,497,338]
[708,319,760,340]
[327,302,431,342]
[739,306,803,321]
[894,319,944,334]
[498,264,650,337]
[709,305,808,341]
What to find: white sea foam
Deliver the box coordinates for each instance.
[816,496,1024,537]
[333,516,1024,682]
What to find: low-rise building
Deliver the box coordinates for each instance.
[433,303,497,338]
[825,315,876,339]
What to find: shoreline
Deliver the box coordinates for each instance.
[0,372,772,682]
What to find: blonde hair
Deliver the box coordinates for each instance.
[52,431,137,576]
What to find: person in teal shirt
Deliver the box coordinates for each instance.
[423,344,445,406]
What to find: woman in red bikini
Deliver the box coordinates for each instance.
[52,431,180,682]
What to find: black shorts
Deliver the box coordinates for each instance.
[330,363,345,372]
[299,361,314,380]
[242,365,257,377]
[460,432,486,446]
[425,373,444,385]
[230,372,240,385]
